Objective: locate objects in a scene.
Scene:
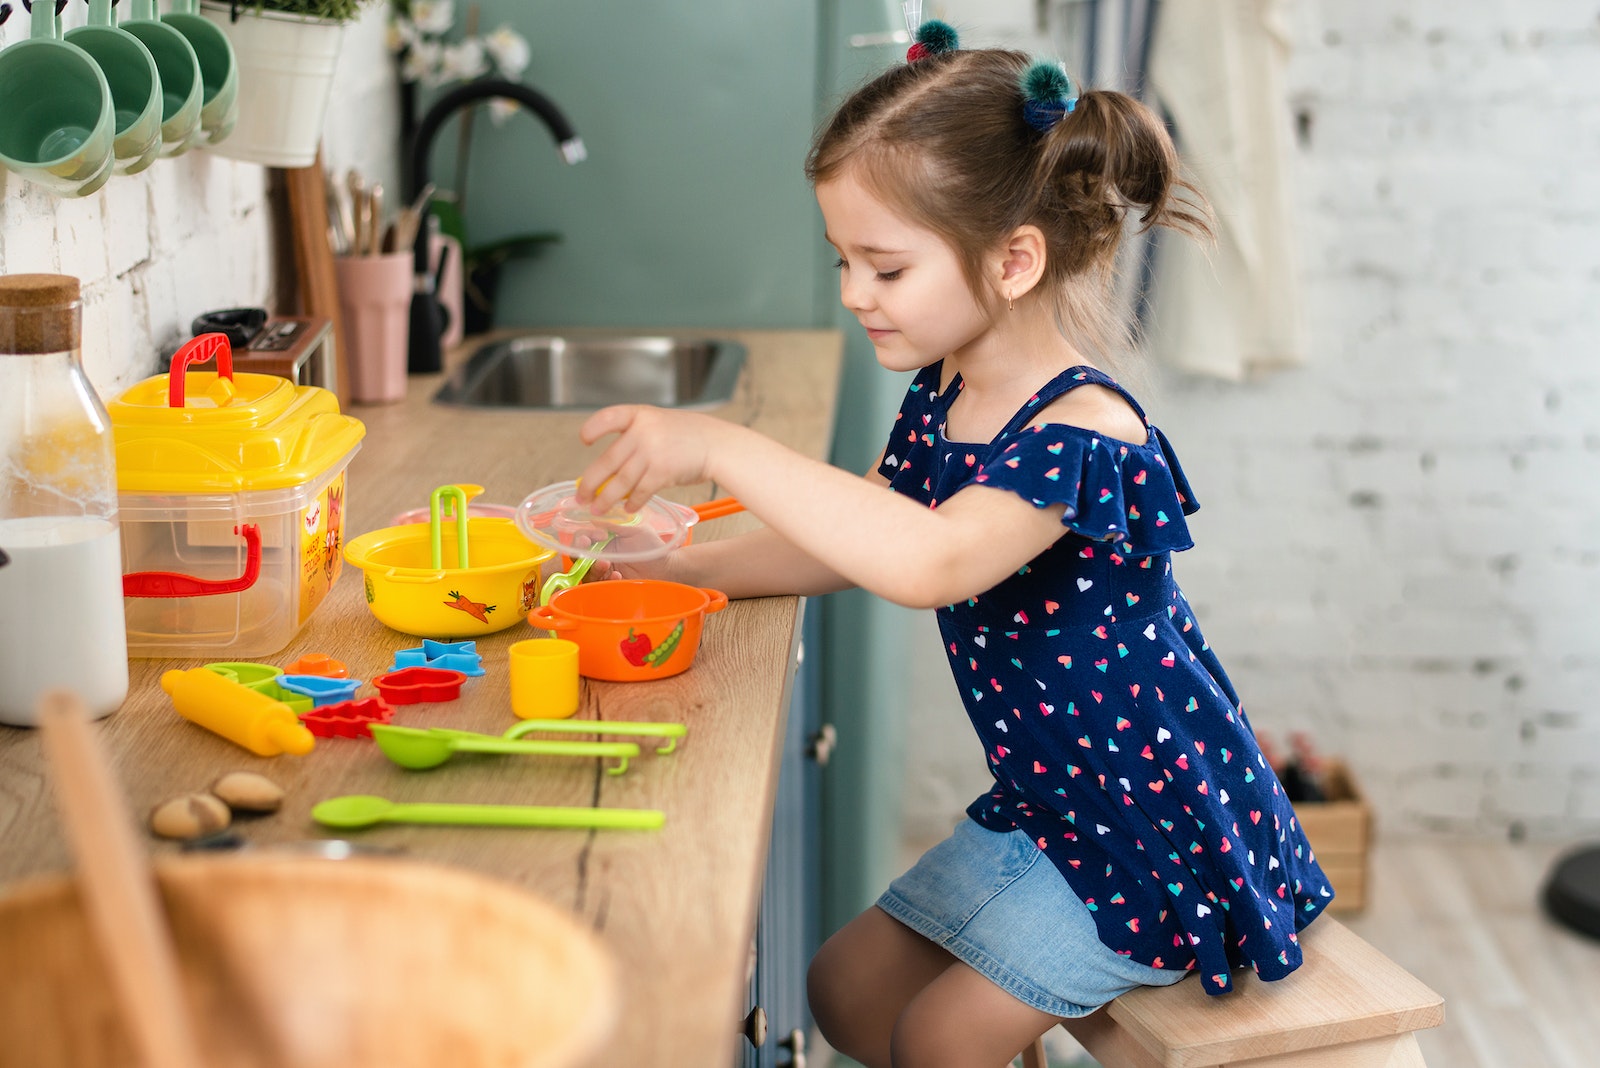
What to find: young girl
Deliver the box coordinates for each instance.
[576,22,1333,1068]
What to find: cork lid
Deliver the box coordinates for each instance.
[0,274,81,354]
[0,274,81,307]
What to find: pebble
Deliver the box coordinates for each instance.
[149,793,232,840]
[211,771,285,813]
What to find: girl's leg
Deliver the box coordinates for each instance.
[807,906,960,1068]
[890,961,1065,1068]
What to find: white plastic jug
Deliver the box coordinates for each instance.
[0,274,128,725]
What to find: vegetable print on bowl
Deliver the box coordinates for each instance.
[527,580,727,681]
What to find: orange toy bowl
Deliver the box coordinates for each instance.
[526,579,728,681]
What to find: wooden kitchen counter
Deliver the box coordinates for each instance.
[0,328,843,1068]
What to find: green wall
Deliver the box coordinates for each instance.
[424,0,830,328]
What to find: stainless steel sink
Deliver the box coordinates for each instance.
[432,334,746,410]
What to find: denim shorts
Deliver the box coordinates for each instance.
[876,819,1188,1018]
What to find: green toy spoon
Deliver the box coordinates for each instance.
[370,724,638,774]
[311,795,665,831]
[501,718,687,754]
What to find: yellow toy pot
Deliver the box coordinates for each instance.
[345,487,553,638]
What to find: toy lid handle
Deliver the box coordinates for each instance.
[166,333,235,409]
[123,525,261,598]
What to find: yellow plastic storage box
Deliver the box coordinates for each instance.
[108,334,365,657]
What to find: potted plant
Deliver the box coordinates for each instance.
[200,0,373,167]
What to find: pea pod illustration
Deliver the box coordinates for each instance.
[643,619,687,668]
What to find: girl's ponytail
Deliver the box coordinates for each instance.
[1031,89,1211,278]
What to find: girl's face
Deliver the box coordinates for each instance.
[816,171,994,372]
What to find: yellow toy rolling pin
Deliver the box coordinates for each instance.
[160,668,315,756]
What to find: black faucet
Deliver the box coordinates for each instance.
[406,79,585,373]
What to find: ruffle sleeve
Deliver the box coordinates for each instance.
[971,423,1200,555]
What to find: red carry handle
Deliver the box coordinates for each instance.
[166,332,235,409]
[123,524,262,598]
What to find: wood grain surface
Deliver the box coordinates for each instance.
[0,328,843,1068]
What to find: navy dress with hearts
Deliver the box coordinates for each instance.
[878,362,1333,995]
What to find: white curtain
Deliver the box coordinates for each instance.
[1142,0,1306,380]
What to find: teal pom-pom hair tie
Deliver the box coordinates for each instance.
[1021,59,1077,131]
[906,19,959,62]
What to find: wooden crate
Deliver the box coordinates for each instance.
[1294,759,1372,913]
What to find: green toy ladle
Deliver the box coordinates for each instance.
[311,795,665,831]
[370,724,638,774]
[538,533,613,606]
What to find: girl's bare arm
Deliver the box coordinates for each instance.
[579,408,1068,610]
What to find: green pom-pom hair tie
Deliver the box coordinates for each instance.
[905,18,959,62]
[1021,60,1078,131]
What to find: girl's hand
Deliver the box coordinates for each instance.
[577,406,738,514]
[586,550,677,584]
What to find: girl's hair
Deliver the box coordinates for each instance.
[806,48,1211,364]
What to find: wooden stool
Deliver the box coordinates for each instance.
[1021,917,1444,1067]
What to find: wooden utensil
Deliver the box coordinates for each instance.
[366,182,384,256]
[36,690,206,1068]
[285,150,352,407]
[346,168,367,255]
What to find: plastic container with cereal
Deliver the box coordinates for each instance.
[107,333,365,657]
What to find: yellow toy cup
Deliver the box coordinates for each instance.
[509,638,580,720]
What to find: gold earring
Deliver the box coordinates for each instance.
[1008,293,1015,312]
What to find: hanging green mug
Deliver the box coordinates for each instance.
[0,0,116,196]
[64,0,163,175]
[120,0,202,157]
[160,0,236,147]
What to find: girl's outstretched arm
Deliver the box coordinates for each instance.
[659,522,862,600]
[578,406,1068,610]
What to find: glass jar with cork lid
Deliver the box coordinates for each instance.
[0,274,128,726]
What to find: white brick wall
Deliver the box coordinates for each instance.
[903,1,1600,844]
[0,5,397,396]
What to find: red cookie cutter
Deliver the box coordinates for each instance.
[372,666,468,705]
[300,697,395,739]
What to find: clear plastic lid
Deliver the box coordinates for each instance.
[514,481,700,563]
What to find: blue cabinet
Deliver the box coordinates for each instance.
[741,604,826,1067]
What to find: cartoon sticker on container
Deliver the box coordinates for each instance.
[518,568,543,615]
[619,620,686,669]
[299,472,347,624]
[443,590,495,624]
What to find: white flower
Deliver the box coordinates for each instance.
[386,17,417,53]
[410,0,456,36]
[483,25,531,80]
[401,39,443,85]
[439,39,490,84]
[488,98,520,125]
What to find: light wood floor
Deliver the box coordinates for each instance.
[816,837,1600,1068]
[1338,837,1600,1068]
